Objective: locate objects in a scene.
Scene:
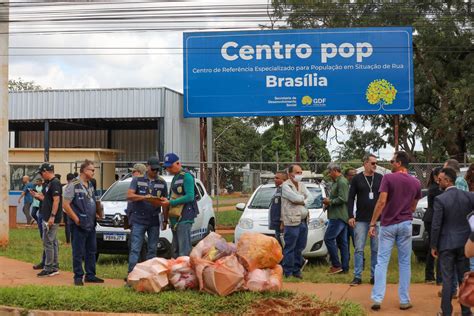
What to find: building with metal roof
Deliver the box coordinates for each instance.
[8,87,212,164]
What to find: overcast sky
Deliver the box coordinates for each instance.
[7,1,404,160]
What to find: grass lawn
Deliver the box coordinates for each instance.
[0,286,363,315]
[216,210,242,228]
[1,227,426,283]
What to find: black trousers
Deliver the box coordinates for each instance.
[425,222,441,282]
[439,247,471,316]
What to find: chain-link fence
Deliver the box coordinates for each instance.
[9,160,471,196]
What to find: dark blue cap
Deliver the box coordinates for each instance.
[163,153,180,167]
[37,162,54,174]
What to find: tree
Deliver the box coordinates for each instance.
[8,78,45,91]
[270,1,474,162]
[337,130,386,161]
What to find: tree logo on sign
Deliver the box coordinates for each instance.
[302,95,312,105]
[366,79,397,107]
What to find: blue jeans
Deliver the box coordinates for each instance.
[354,221,378,279]
[172,222,193,257]
[282,222,308,276]
[128,224,160,273]
[371,220,412,304]
[324,219,349,271]
[71,224,97,281]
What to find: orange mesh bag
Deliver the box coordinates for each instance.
[246,265,283,292]
[236,232,283,271]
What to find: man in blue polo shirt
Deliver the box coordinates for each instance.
[126,157,168,273]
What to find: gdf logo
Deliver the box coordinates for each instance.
[302,96,312,105]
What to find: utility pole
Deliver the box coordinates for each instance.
[199,117,208,190]
[0,1,9,248]
[394,115,400,152]
[295,116,301,162]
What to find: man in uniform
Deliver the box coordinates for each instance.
[161,153,199,257]
[126,157,168,274]
[63,159,104,286]
[268,171,287,246]
[130,163,147,178]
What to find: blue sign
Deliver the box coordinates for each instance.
[183,27,413,118]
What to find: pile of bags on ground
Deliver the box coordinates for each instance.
[127,232,283,296]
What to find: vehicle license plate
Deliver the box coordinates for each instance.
[103,233,126,241]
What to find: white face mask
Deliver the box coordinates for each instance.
[293,174,303,182]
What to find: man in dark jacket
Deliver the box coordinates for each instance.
[268,171,287,246]
[431,168,474,316]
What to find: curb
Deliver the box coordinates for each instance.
[0,306,158,316]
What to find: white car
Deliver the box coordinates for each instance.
[234,182,328,258]
[96,175,215,259]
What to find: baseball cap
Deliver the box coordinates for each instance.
[131,163,146,174]
[163,153,180,168]
[147,156,161,169]
[37,162,54,174]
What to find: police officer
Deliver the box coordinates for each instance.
[126,156,167,274]
[269,171,287,246]
[63,159,104,286]
[161,153,199,257]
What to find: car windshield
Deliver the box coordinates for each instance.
[248,185,323,209]
[101,181,130,201]
[100,180,172,202]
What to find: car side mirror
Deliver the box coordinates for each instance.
[236,203,246,212]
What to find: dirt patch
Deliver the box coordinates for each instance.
[246,295,340,316]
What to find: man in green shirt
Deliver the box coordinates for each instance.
[323,163,350,274]
[161,153,198,257]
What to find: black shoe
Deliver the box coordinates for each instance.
[33,263,44,270]
[370,277,375,285]
[37,270,58,277]
[74,279,84,286]
[84,276,104,283]
[371,303,381,311]
[293,273,303,279]
[350,278,362,286]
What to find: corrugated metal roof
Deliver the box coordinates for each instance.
[9,87,181,120]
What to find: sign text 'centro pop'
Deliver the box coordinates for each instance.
[183,27,414,118]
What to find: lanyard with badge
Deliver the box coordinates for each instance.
[364,175,374,200]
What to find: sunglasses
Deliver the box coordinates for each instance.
[151,168,160,172]
[370,162,377,166]
[390,160,397,164]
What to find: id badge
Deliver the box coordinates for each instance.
[369,192,374,200]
